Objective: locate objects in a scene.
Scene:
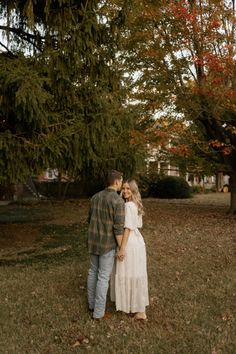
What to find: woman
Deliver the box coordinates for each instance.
[111,179,149,320]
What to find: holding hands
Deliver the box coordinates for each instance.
[117,247,125,261]
[116,227,130,261]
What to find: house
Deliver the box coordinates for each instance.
[147,146,230,191]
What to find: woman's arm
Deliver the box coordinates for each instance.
[117,228,130,261]
[116,234,123,248]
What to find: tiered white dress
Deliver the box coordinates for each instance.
[111,201,149,313]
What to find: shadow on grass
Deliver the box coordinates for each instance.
[0,206,51,224]
[0,223,88,267]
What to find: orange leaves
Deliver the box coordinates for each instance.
[129,130,148,146]
[142,6,160,20]
[226,126,236,135]
[129,124,170,148]
[169,144,190,157]
[209,140,224,148]
[133,30,154,43]
[209,140,232,155]
[144,48,158,58]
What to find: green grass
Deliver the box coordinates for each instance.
[0,196,235,354]
[0,205,51,224]
[0,223,87,267]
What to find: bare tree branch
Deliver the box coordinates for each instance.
[0,41,14,57]
[0,25,44,52]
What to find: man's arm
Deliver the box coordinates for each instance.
[117,228,130,261]
[113,198,125,246]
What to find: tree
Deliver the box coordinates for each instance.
[151,117,222,181]
[0,0,146,191]
[122,0,236,213]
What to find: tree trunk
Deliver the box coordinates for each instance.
[216,171,224,192]
[57,172,62,200]
[62,181,71,202]
[228,175,236,214]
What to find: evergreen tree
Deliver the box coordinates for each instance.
[0,0,145,190]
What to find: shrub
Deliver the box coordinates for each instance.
[190,185,204,194]
[0,184,15,200]
[136,173,161,198]
[155,176,191,199]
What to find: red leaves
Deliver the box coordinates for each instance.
[209,140,232,156]
[209,19,221,30]
[169,144,190,157]
[169,0,197,25]
[193,56,204,66]
[224,89,236,99]
[169,0,222,35]
[193,52,232,74]
[223,147,232,156]
[205,53,224,71]
[211,77,223,86]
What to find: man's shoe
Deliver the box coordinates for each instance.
[92,311,113,321]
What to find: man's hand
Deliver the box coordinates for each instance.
[117,247,125,261]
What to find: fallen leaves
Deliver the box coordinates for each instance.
[72,334,90,347]
[222,311,231,322]
[1,194,235,353]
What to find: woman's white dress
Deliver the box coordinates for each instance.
[111,201,149,313]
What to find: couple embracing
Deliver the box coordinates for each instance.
[87,170,149,321]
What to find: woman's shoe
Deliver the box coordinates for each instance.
[134,313,147,321]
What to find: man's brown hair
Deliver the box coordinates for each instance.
[106,170,123,186]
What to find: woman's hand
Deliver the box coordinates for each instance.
[117,228,130,261]
[117,247,125,261]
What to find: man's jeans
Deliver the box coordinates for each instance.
[87,249,115,319]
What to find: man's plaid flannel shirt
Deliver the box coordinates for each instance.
[87,188,125,255]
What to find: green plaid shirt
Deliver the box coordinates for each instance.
[87,188,125,255]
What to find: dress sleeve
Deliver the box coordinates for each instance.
[124,202,137,230]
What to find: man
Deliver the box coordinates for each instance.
[87,170,124,320]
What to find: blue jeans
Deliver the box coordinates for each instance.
[87,249,115,319]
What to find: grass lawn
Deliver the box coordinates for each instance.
[0,194,235,354]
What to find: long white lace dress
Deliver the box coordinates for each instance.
[111,201,149,313]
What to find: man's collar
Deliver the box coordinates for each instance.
[106,186,117,192]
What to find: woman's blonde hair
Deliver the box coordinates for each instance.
[122,179,144,215]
